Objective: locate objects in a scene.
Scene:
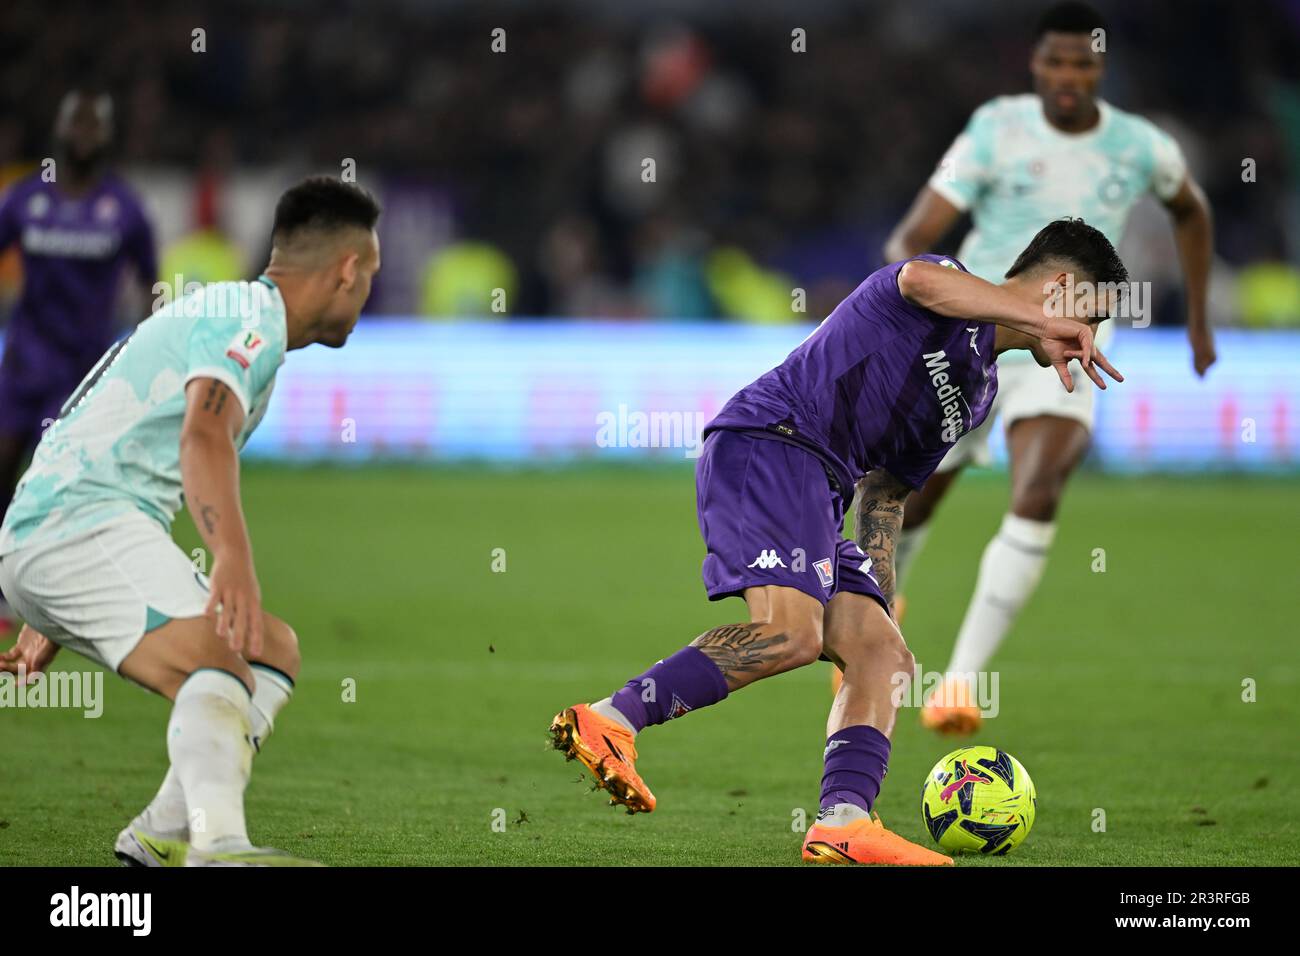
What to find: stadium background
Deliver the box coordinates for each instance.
[3,0,1300,473]
[1,0,1297,867]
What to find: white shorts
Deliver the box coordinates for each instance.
[936,357,1096,473]
[0,511,210,672]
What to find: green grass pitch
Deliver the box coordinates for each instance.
[1,464,1295,866]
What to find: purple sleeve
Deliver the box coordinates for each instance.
[882,445,948,493]
[890,253,969,291]
[852,254,968,341]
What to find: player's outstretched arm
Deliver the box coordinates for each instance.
[896,259,1122,392]
[1163,176,1216,377]
[852,469,912,610]
[898,258,1059,337]
[179,377,263,656]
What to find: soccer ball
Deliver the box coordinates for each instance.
[920,746,1037,855]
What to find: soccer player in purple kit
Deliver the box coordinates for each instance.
[550,219,1125,865]
[0,90,157,630]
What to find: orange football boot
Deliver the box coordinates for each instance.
[830,595,907,697]
[549,704,657,814]
[803,812,952,866]
[919,676,982,735]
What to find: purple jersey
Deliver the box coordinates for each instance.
[707,254,998,495]
[0,172,156,360]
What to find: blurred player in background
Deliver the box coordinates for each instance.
[552,220,1124,865]
[839,1,1217,733]
[0,90,157,631]
[0,177,380,866]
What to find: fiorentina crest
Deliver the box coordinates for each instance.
[813,558,834,589]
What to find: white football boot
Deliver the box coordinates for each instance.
[185,839,324,867]
[114,816,190,868]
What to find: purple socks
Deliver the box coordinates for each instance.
[609,646,729,732]
[604,651,887,817]
[820,724,891,814]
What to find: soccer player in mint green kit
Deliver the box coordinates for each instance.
[0,177,381,866]
[848,1,1217,733]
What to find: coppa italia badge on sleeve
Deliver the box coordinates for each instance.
[225,330,265,369]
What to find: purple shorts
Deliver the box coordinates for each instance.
[695,428,888,614]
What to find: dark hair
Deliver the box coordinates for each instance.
[272,176,381,244]
[1034,1,1108,39]
[1005,218,1128,287]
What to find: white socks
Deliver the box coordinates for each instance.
[138,767,188,837]
[247,664,294,753]
[166,669,255,852]
[894,524,932,591]
[818,803,872,825]
[142,665,296,838]
[947,514,1055,678]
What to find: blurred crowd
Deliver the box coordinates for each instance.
[2,0,1299,322]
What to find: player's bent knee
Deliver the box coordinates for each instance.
[255,613,302,679]
[1011,476,1068,522]
[121,617,256,700]
[756,611,823,669]
[847,623,911,670]
[784,624,825,669]
[891,631,917,680]
[745,586,825,670]
[177,633,255,696]
[825,593,913,676]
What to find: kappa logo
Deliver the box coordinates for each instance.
[824,738,849,757]
[813,557,834,589]
[966,325,981,357]
[747,549,786,569]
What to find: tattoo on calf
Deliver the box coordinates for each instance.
[691,623,789,687]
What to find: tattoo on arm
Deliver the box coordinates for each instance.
[201,380,230,416]
[690,623,789,689]
[197,501,219,536]
[853,470,910,607]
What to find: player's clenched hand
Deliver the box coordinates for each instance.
[0,625,60,685]
[205,551,263,657]
[1036,318,1123,393]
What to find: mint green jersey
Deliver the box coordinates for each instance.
[928,94,1186,284]
[0,277,287,553]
